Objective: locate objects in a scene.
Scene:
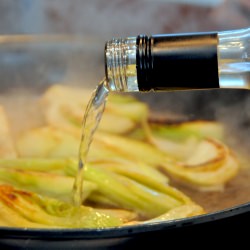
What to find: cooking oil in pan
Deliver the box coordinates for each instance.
[72,79,109,206]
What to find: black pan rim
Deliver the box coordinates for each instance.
[0,201,249,240]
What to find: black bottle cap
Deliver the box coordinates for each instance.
[136,32,219,91]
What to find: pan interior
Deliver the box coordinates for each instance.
[0,87,249,226]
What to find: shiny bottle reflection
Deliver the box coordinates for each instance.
[218,27,250,89]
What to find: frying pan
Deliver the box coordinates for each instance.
[0,36,249,249]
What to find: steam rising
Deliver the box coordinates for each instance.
[135,89,250,156]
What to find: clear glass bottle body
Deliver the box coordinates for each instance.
[218,27,250,89]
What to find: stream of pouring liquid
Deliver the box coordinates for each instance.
[72,79,109,206]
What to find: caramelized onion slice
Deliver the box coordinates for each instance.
[40,84,148,135]
[160,139,239,191]
[0,185,122,228]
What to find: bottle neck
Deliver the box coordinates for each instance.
[105,37,138,91]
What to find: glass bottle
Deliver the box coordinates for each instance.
[105,27,250,92]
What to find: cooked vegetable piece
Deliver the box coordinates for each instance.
[67,160,204,219]
[0,106,17,158]
[127,204,204,225]
[91,132,172,165]
[148,120,224,141]
[89,159,169,186]
[0,158,66,173]
[40,85,148,135]
[160,139,240,191]
[0,169,96,203]
[16,126,79,158]
[0,185,122,228]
